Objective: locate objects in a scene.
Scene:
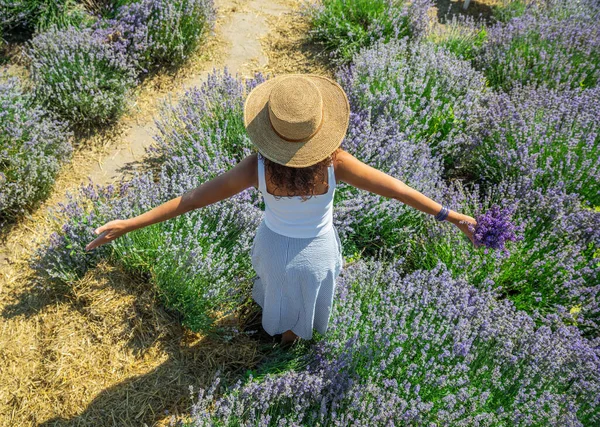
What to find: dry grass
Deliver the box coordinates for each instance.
[0,261,267,426]
[258,0,335,78]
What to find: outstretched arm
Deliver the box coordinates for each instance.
[86,153,258,251]
[333,149,477,244]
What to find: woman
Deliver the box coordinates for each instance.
[86,74,477,347]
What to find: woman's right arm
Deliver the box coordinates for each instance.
[85,153,258,251]
[333,149,477,245]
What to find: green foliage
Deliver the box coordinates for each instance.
[427,19,488,61]
[491,0,532,23]
[306,0,427,63]
[0,0,96,33]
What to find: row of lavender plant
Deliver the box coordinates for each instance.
[0,74,72,224]
[329,33,597,330]
[0,0,215,221]
[188,260,600,426]
[26,0,215,129]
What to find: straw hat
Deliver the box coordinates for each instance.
[243,74,350,168]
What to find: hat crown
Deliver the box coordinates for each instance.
[268,76,323,142]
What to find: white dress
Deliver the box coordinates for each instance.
[250,153,344,340]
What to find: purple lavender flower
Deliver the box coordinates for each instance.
[479,11,600,90]
[189,260,600,426]
[0,73,72,223]
[27,25,136,128]
[337,38,487,157]
[468,204,524,254]
[452,85,600,206]
[94,0,215,75]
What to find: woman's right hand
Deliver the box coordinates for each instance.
[85,219,131,251]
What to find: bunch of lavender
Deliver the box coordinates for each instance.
[414,178,600,335]
[190,260,600,425]
[468,204,524,254]
[27,25,136,129]
[337,38,487,167]
[304,0,432,63]
[478,12,600,91]
[150,68,265,180]
[94,0,215,76]
[0,75,72,223]
[452,85,600,205]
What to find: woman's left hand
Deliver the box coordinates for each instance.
[452,214,478,247]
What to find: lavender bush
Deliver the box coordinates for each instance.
[452,85,600,205]
[426,14,488,61]
[190,260,600,426]
[413,179,600,335]
[0,0,95,33]
[33,70,264,333]
[337,38,487,168]
[149,69,265,175]
[94,0,215,76]
[27,25,136,129]
[305,0,432,63]
[0,75,72,222]
[478,12,600,91]
[332,110,450,259]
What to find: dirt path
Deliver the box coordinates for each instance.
[87,0,291,186]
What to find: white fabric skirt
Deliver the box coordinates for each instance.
[251,219,344,340]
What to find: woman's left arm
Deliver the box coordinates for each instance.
[86,153,258,251]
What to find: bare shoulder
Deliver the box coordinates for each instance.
[332,149,366,183]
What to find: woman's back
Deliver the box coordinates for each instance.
[257,152,336,239]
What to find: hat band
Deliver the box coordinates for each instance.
[268,105,325,143]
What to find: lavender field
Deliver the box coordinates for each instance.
[1,0,600,425]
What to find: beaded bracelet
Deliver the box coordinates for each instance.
[435,205,450,222]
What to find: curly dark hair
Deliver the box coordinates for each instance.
[261,148,341,201]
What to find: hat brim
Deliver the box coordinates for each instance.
[243,74,350,168]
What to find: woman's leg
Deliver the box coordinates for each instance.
[281,329,299,345]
